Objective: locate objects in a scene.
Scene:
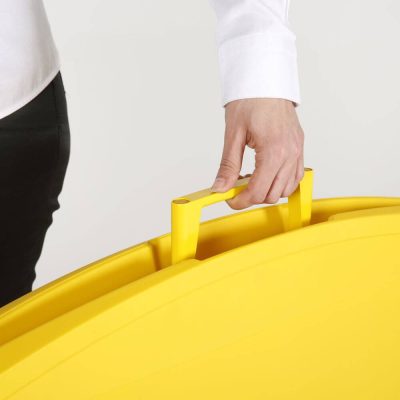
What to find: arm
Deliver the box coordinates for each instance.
[209,0,300,106]
[209,0,305,209]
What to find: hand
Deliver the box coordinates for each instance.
[210,98,305,210]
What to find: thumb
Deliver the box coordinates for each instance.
[211,129,245,192]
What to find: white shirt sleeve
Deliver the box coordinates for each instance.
[209,0,301,107]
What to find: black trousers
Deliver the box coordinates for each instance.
[0,71,70,309]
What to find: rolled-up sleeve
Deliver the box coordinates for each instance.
[209,0,301,107]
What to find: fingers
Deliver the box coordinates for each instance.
[227,137,304,209]
[267,161,297,202]
[227,148,280,210]
[277,129,305,200]
[210,127,246,193]
[281,163,297,198]
[295,149,305,185]
[213,98,306,210]
[281,138,305,198]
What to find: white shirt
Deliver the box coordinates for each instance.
[0,0,299,120]
[209,0,300,106]
[0,0,60,120]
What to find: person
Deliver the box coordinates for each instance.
[0,0,303,308]
[209,0,305,209]
[0,0,70,308]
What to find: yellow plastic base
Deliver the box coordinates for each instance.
[1,193,400,399]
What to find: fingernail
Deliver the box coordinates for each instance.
[211,177,226,192]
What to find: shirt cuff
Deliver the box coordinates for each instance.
[217,32,301,107]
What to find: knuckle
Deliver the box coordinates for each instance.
[278,145,288,160]
[248,190,266,204]
[282,186,294,197]
[287,140,302,159]
[291,147,300,159]
[265,193,280,204]
[218,157,238,176]
[270,143,288,162]
[273,173,285,186]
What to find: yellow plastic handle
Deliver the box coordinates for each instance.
[171,168,314,264]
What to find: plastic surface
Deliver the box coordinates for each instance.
[171,168,313,263]
[1,168,400,399]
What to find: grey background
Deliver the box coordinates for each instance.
[34,0,400,288]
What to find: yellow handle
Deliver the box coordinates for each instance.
[171,168,314,264]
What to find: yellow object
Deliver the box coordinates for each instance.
[1,168,400,399]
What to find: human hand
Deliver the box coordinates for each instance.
[210,98,305,210]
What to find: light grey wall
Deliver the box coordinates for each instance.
[35,0,400,288]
